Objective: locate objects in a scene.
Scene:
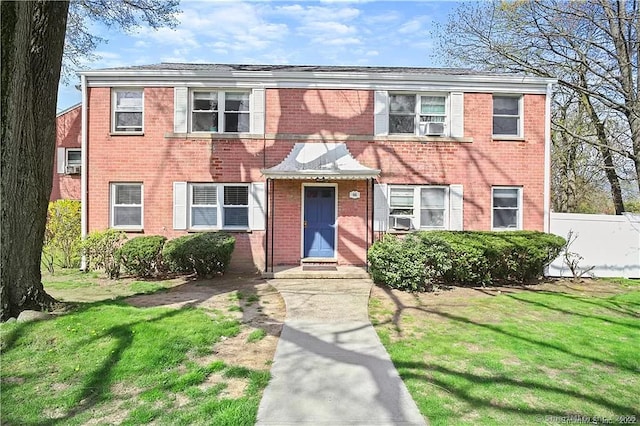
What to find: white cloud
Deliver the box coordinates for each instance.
[398,18,423,34]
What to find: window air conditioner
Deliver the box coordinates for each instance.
[389,215,412,230]
[420,122,445,136]
[66,165,81,174]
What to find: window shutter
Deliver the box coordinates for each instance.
[174,87,188,133]
[250,88,265,134]
[373,183,388,231]
[450,92,464,138]
[374,91,389,136]
[449,184,464,230]
[250,182,266,230]
[173,181,187,230]
[57,147,66,174]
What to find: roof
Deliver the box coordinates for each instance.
[87,63,483,76]
[262,143,380,180]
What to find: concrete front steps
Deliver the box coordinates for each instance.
[262,260,371,279]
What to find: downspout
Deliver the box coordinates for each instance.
[543,82,553,233]
[80,74,88,270]
[365,178,369,272]
[264,178,269,274]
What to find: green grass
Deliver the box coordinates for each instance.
[247,328,267,343]
[1,300,268,425]
[371,284,640,425]
[42,267,179,302]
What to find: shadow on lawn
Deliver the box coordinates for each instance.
[378,285,639,416]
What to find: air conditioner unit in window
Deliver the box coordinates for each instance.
[66,165,81,175]
[389,215,412,230]
[420,122,445,136]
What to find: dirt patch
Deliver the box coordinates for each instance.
[125,273,285,373]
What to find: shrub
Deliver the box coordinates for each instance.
[162,232,235,277]
[117,235,167,277]
[82,229,127,279]
[43,200,81,272]
[368,231,566,291]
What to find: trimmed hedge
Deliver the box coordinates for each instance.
[162,232,235,277]
[82,229,127,279]
[368,231,565,291]
[118,235,167,277]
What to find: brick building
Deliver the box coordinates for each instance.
[78,64,554,272]
[52,104,82,201]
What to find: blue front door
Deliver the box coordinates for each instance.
[304,187,336,258]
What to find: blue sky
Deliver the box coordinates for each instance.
[57,0,461,111]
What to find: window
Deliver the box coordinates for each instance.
[188,184,249,229]
[493,95,522,136]
[111,183,143,229]
[389,186,448,230]
[223,186,249,227]
[492,187,522,230]
[112,89,143,132]
[191,90,249,133]
[65,149,81,174]
[191,184,218,228]
[389,94,447,135]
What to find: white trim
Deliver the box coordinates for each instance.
[81,74,88,269]
[111,88,144,133]
[80,68,556,94]
[66,148,81,166]
[301,183,338,260]
[56,103,81,117]
[492,94,524,138]
[110,182,144,231]
[491,186,523,231]
[543,83,553,233]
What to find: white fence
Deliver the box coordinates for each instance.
[548,212,640,278]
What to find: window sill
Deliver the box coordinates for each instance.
[165,132,261,140]
[110,132,144,137]
[111,227,144,233]
[492,135,525,142]
[378,135,473,143]
[188,228,252,233]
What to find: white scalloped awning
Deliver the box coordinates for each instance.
[261,143,380,180]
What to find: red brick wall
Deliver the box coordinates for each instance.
[265,89,373,135]
[51,105,81,200]
[86,87,546,270]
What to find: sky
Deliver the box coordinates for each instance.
[57,0,462,112]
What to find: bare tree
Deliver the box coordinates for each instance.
[432,0,639,214]
[1,0,179,321]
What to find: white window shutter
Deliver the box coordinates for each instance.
[449,184,464,230]
[450,92,464,138]
[173,181,187,230]
[250,182,266,230]
[374,91,389,136]
[57,147,66,174]
[250,88,265,134]
[174,87,188,134]
[373,183,388,231]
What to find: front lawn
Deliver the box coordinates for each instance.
[370,280,640,425]
[1,269,280,425]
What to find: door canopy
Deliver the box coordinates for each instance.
[261,143,380,180]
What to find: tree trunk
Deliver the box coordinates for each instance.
[1,1,69,321]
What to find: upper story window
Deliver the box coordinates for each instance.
[191,90,250,133]
[111,183,143,230]
[65,149,81,174]
[388,185,449,230]
[389,94,447,136]
[112,89,143,133]
[493,95,522,137]
[492,186,522,230]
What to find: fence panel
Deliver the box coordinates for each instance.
[549,212,640,278]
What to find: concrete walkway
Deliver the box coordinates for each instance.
[256,279,426,426]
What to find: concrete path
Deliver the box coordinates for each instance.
[256,279,426,426]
